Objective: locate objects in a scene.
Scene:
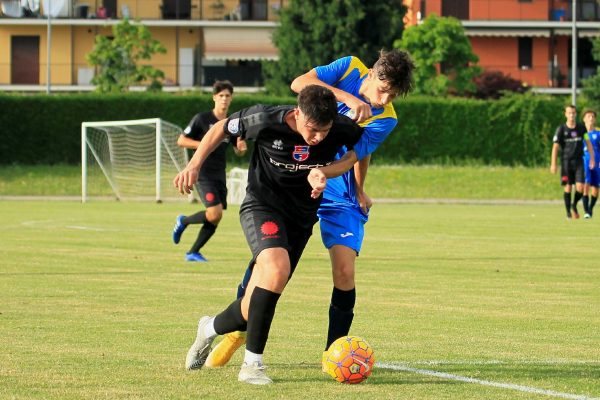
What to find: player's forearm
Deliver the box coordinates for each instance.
[354,155,371,192]
[177,135,200,149]
[318,150,358,178]
[290,70,357,106]
[187,120,227,170]
[587,140,596,166]
[550,144,559,166]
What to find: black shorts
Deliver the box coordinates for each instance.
[560,158,584,186]
[196,180,227,209]
[239,205,313,277]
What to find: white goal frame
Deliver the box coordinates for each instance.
[81,118,187,203]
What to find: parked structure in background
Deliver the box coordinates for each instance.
[0,0,284,89]
[406,0,600,94]
[1,0,599,92]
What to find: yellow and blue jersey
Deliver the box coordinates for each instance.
[584,129,600,186]
[584,129,600,160]
[315,56,398,205]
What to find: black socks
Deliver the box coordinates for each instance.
[326,287,356,350]
[246,287,281,354]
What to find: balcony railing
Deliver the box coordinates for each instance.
[0,0,285,21]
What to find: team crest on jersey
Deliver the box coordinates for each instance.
[571,131,578,138]
[292,145,310,162]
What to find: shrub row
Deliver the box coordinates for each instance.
[0,92,565,166]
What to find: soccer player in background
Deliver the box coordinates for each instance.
[581,109,600,218]
[205,49,414,370]
[174,85,363,384]
[172,80,247,262]
[550,105,595,219]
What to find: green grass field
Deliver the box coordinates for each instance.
[0,164,560,200]
[1,200,599,399]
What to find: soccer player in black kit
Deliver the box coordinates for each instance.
[172,80,247,262]
[173,85,363,384]
[550,105,595,219]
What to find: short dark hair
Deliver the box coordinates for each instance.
[583,108,596,118]
[297,85,338,125]
[213,80,234,94]
[565,104,576,111]
[373,49,414,97]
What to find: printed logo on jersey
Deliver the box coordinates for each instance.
[227,118,240,134]
[205,192,215,202]
[272,140,283,150]
[260,221,280,240]
[293,145,310,162]
[340,232,354,238]
[571,131,578,138]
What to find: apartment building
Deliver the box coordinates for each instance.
[0,0,285,89]
[1,0,599,90]
[408,0,600,89]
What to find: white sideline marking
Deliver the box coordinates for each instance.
[21,220,117,232]
[377,362,599,400]
[406,360,600,366]
[65,225,109,232]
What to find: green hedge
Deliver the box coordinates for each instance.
[0,92,564,166]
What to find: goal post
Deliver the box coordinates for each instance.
[81,118,192,203]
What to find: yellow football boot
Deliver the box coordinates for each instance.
[204,331,246,368]
[322,350,329,374]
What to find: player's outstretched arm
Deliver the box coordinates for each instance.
[550,143,559,174]
[290,70,371,123]
[173,119,228,194]
[354,155,373,213]
[586,138,596,169]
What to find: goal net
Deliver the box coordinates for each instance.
[81,118,192,202]
[226,167,248,206]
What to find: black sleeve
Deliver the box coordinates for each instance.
[183,113,207,140]
[224,105,272,141]
[336,114,363,150]
[553,125,563,145]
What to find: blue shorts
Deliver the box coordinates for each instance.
[584,155,600,186]
[318,199,369,254]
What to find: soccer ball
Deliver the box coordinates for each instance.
[324,336,375,384]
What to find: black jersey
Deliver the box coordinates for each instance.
[553,123,587,161]
[224,104,363,229]
[184,111,234,182]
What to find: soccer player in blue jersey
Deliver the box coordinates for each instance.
[204,49,414,370]
[581,109,600,218]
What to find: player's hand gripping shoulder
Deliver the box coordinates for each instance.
[345,97,372,124]
[173,166,198,195]
[308,169,327,199]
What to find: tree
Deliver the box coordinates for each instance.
[263,0,407,95]
[397,14,481,96]
[582,37,600,108]
[86,19,166,93]
[473,70,528,99]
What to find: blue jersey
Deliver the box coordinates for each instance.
[315,56,398,205]
[584,129,600,160]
